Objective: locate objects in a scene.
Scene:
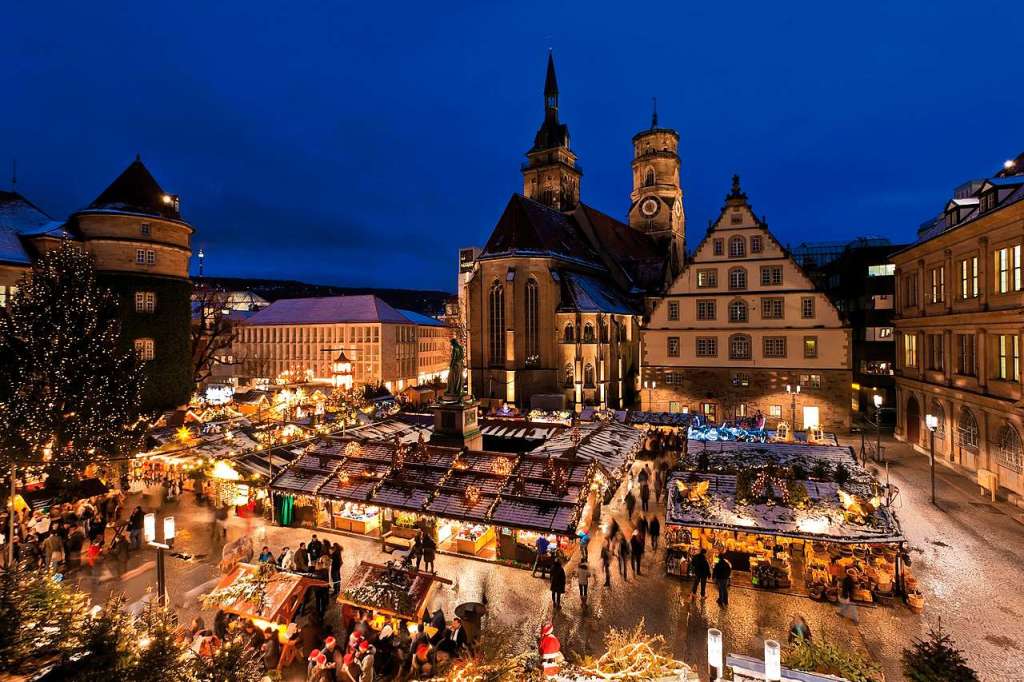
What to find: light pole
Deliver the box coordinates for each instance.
[786,384,800,437]
[707,628,723,682]
[144,513,175,606]
[872,393,883,462]
[643,380,656,412]
[925,414,938,506]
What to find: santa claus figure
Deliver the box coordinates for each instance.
[538,623,563,677]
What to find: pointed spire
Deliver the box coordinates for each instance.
[726,174,748,203]
[135,152,141,162]
[651,97,658,129]
[544,50,559,108]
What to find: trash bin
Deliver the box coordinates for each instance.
[454,601,487,642]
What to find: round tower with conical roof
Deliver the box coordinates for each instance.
[629,103,684,274]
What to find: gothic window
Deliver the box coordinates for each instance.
[564,363,574,388]
[931,400,946,440]
[729,236,746,258]
[525,278,540,360]
[957,408,979,449]
[729,334,752,360]
[583,363,596,388]
[488,281,505,367]
[583,323,595,343]
[599,321,609,342]
[729,299,748,323]
[728,267,747,290]
[564,323,575,343]
[644,168,655,187]
[999,425,1023,473]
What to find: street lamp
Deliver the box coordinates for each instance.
[873,393,884,463]
[925,413,938,506]
[786,384,800,438]
[644,380,656,412]
[145,513,175,606]
[764,639,782,681]
[707,628,723,682]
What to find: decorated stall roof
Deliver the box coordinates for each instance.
[628,411,697,427]
[528,421,642,479]
[340,561,448,621]
[213,563,328,625]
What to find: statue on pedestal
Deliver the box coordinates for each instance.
[444,337,465,401]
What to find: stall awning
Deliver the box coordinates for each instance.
[528,421,642,480]
[213,563,327,625]
[20,478,110,511]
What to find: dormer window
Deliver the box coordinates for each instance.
[980,190,997,213]
[946,211,958,228]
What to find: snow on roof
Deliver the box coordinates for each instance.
[397,309,444,327]
[0,190,55,264]
[244,295,409,325]
[529,421,643,479]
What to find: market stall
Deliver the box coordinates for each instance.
[339,560,451,634]
[664,441,917,610]
[208,562,328,635]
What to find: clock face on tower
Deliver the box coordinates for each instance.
[640,198,660,217]
[673,201,682,218]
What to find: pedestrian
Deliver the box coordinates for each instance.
[624,490,636,520]
[294,542,309,572]
[279,546,294,570]
[329,542,343,596]
[43,530,64,568]
[308,534,323,562]
[788,616,812,644]
[649,516,661,550]
[636,516,648,547]
[607,518,620,541]
[689,549,711,600]
[422,533,437,573]
[837,569,859,624]
[576,560,594,607]
[616,535,630,580]
[411,530,424,571]
[112,534,129,576]
[638,464,650,485]
[712,555,732,606]
[262,626,281,671]
[640,481,651,513]
[259,546,275,563]
[549,557,566,609]
[128,506,144,550]
[600,540,613,587]
[654,469,665,504]
[629,530,643,577]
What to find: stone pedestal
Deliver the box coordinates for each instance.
[431,398,483,451]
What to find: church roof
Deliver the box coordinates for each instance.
[558,271,636,314]
[85,157,181,220]
[481,194,601,267]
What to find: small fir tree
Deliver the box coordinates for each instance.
[902,622,979,682]
[0,240,148,479]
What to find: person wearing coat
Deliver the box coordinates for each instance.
[640,482,651,513]
[689,549,711,599]
[549,558,566,609]
[712,555,732,606]
[575,561,595,606]
[629,530,644,576]
[649,516,661,550]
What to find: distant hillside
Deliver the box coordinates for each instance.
[195,276,453,317]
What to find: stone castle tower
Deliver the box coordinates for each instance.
[628,104,685,274]
[521,52,581,211]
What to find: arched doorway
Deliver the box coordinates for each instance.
[906,395,921,445]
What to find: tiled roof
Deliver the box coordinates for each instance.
[559,271,638,314]
[85,157,181,220]
[0,190,54,264]
[244,294,410,325]
[397,309,443,327]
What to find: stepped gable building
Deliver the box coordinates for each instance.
[641,176,852,431]
[463,53,677,411]
[892,152,1024,497]
[0,157,194,409]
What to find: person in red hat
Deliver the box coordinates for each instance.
[538,623,563,677]
[306,648,320,680]
[338,651,359,682]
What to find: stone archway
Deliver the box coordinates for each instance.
[906,394,921,445]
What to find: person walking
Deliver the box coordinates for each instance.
[411,530,424,571]
[654,468,665,505]
[640,481,651,513]
[600,540,613,587]
[624,490,636,520]
[422,533,437,573]
[329,543,343,596]
[689,549,711,600]
[629,530,644,577]
[112,534,130,576]
[638,464,650,486]
[576,560,594,607]
[43,530,64,568]
[712,555,732,606]
[128,506,144,550]
[649,516,661,551]
[616,535,630,580]
[837,570,859,624]
[549,558,566,609]
[636,516,648,547]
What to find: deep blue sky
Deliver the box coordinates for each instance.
[3,1,1022,292]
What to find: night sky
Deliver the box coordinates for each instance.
[3,1,1022,292]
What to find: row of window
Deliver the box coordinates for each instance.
[903,332,1020,382]
[563,363,598,388]
[693,296,816,322]
[241,325,383,344]
[920,402,1022,473]
[696,265,784,289]
[902,250,1016,309]
[710,235,764,258]
[671,334,819,360]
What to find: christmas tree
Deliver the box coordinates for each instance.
[902,622,979,682]
[0,239,148,479]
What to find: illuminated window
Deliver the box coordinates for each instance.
[696,269,718,288]
[930,266,944,303]
[488,281,504,367]
[903,333,918,367]
[769,405,782,417]
[996,334,1020,381]
[134,338,155,361]
[564,323,575,343]
[804,336,818,358]
[867,264,895,277]
[525,278,539,359]
[134,291,156,313]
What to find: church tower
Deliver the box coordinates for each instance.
[522,52,581,211]
[629,103,684,274]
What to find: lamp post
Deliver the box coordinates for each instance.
[786,384,800,435]
[764,639,782,682]
[926,413,938,506]
[707,628,723,682]
[873,393,884,463]
[144,512,175,606]
[644,380,656,412]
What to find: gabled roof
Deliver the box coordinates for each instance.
[85,157,181,220]
[244,294,410,326]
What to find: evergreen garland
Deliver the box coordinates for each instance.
[0,239,148,477]
[901,622,979,682]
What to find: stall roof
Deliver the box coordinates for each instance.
[213,563,327,625]
[528,421,642,479]
[339,561,449,621]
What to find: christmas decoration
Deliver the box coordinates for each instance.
[901,621,979,682]
[464,484,481,507]
[570,619,696,681]
[0,240,148,479]
[785,637,883,682]
[491,457,513,477]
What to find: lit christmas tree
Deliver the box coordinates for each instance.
[0,239,148,481]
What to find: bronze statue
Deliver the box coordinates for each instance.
[445,337,465,399]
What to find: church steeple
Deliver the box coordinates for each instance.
[522,51,581,211]
[629,105,685,276]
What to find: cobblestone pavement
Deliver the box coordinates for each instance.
[76,436,1024,680]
